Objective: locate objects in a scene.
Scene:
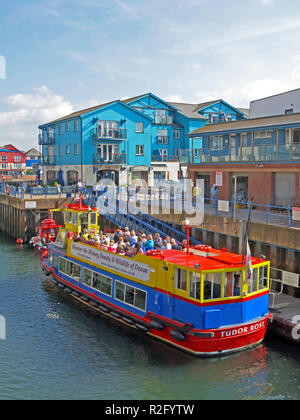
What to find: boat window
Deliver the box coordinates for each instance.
[80,213,88,226]
[65,260,81,281]
[175,269,188,291]
[135,289,147,311]
[259,266,268,290]
[115,281,125,301]
[73,213,78,225]
[93,273,112,296]
[190,272,201,300]
[115,280,147,311]
[224,272,242,297]
[64,211,72,224]
[49,252,53,265]
[247,268,258,294]
[125,286,135,306]
[203,272,222,300]
[59,258,66,274]
[82,268,93,287]
[90,212,97,225]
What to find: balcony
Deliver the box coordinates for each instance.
[154,116,173,125]
[42,155,56,166]
[93,153,126,165]
[38,132,55,145]
[93,128,127,141]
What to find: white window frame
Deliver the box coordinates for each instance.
[136,145,144,156]
[136,122,144,133]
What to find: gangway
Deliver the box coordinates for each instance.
[80,188,202,246]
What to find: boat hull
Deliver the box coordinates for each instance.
[42,260,271,358]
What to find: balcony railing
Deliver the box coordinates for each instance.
[38,132,55,145]
[93,154,126,165]
[178,143,300,164]
[93,128,127,141]
[151,155,179,163]
[41,155,56,165]
[154,116,173,125]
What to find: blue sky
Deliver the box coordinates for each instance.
[1,0,300,148]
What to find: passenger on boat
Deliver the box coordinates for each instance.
[144,235,154,251]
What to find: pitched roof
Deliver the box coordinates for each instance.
[26,148,41,156]
[168,102,208,120]
[41,100,118,126]
[189,112,300,135]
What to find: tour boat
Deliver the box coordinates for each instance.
[30,212,61,252]
[41,199,271,357]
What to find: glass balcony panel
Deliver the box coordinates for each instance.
[241,147,254,162]
[265,145,277,161]
[253,145,265,161]
[278,145,291,161]
[291,144,300,160]
[230,147,240,162]
[93,154,126,165]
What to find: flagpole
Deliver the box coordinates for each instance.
[242,198,254,265]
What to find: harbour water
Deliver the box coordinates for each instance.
[0,232,299,400]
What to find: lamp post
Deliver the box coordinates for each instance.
[233,175,237,222]
[182,219,191,254]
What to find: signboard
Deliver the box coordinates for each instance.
[25,201,37,209]
[292,207,300,221]
[215,172,223,187]
[282,271,300,288]
[218,200,230,213]
[70,242,151,282]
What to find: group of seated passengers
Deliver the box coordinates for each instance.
[73,226,187,257]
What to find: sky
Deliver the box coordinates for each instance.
[1,0,300,149]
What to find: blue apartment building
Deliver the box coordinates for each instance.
[187,113,300,206]
[38,93,246,187]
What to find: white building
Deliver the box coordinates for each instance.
[250,88,300,118]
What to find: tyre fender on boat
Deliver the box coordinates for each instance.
[170,329,186,342]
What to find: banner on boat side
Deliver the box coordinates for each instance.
[70,242,151,282]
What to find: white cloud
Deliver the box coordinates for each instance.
[0,86,74,149]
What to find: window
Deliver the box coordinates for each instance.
[254,131,272,139]
[285,109,293,115]
[136,122,144,133]
[136,145,144,156]
[59,258,66,274]
[190,272,201,300]
[74,144,79,155]
[224,271,242,297]
[115,280,147,311]
[90,212,97,225]
[0,156,7,162]
[83,269,112,296]
[259,266,269,290]
[67,261,81,281]
[83,268,93,287]
[74,119,79,132]
[158,129,169,144]
[66,145,70,154]
[14,156,22,162]
[59,146,63,157]
[174,130,180,139]
[203,272,223,300]
[64,211,72,224]
[59,124,63,135]
[65,121,70,132]
[175,269,187,291]
[212,135,223,149]
[194,149,201,158]
[240,133,249,147]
